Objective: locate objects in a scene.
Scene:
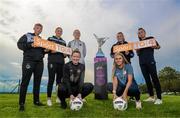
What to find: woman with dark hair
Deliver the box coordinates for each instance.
[108,53,142,109]
[17,23,45,111]
[137,28,162,104]
[110,32,134,63]
[58,49,93,109]
[46,27,66,106]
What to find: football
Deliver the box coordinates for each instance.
[70,97,83,111]
[113,97,128,111]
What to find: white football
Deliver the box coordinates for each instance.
[113,97,128,111]
[70,97,83,111]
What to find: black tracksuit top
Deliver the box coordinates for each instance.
[110,40,134,63]
[137,36,160,64]
[47,36,66,64]
[62,61,85,94]
[17,33,45,61]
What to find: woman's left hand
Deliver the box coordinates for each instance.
[122,92,128,102]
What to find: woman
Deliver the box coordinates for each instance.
[46,27,66,106]
[137,28,162,104]
[110,32,134,63]
[17,23,45,111]
[108,53,142,110]
[68,29,86,82]
[58,49,93,109]
[68,29,86,64]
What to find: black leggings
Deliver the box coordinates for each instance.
[47,62,64,98]
[140,63,162,99]
[58,83,93,102]
[19,61,43,105]
[107,83,140,101]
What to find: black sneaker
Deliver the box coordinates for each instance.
[34,102,45,106]
[129,96,135,101]
[61,101,67,109]
[19,105,25,111]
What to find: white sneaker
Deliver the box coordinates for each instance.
[143,97,155,102]
[154,99,162,105]
[82,98,87,103]
[47,99,52,106]
[56,97,61,103]
[136,101,142,110]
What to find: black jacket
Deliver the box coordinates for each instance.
[110,41,134,63]
[17,33,45,61]
[137,36,160,64]
[62,61,85,94]
[47,36,66,64]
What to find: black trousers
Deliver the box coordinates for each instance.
[58,83,93,102]
[19,61,43,105]
[140,62,162,99]
[107,83,140,101]
[47,62,64,97]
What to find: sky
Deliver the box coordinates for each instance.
[0,0,180,89]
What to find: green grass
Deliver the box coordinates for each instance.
[0,93,179,118]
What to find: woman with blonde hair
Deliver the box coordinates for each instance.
[108,53,142,109]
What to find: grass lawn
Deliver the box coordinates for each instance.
[0,93,179,118]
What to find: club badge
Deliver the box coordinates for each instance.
[26,64,31,69]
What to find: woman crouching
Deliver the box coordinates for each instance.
[108,53,142,110]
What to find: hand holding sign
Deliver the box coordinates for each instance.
[113,38,157,53]
[33,36,72,55]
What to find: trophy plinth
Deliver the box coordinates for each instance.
[93,34,108,100]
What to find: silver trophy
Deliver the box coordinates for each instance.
[93,34,109,57]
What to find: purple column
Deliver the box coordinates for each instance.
[94,57,108,99]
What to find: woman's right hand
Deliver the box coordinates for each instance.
[113,93,118,100]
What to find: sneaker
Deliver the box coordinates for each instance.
[34,102,45,106]
[129,96,135,101]
[56,97,61,103]
[61,101,67,109]
[47,99,52,106]
[143,97,155,102]
[19,105,25,111]
[82,98,87,103]
[136,101,142,110]
[154,99,162,105]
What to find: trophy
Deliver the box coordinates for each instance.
[93,34,108,99]
[93,34,109,57]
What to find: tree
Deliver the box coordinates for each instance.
[158,66,180,95]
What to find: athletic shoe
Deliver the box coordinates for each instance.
[82,98,87,103]
[143,97,155,102]
[47,99,52,106]
[34,102,45,106]
[56,97,61,103]
[129,96,135,101]
[154,99,162,105]
[61,101,67,109]
[19,105,25,111]
[136,101,142,110]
